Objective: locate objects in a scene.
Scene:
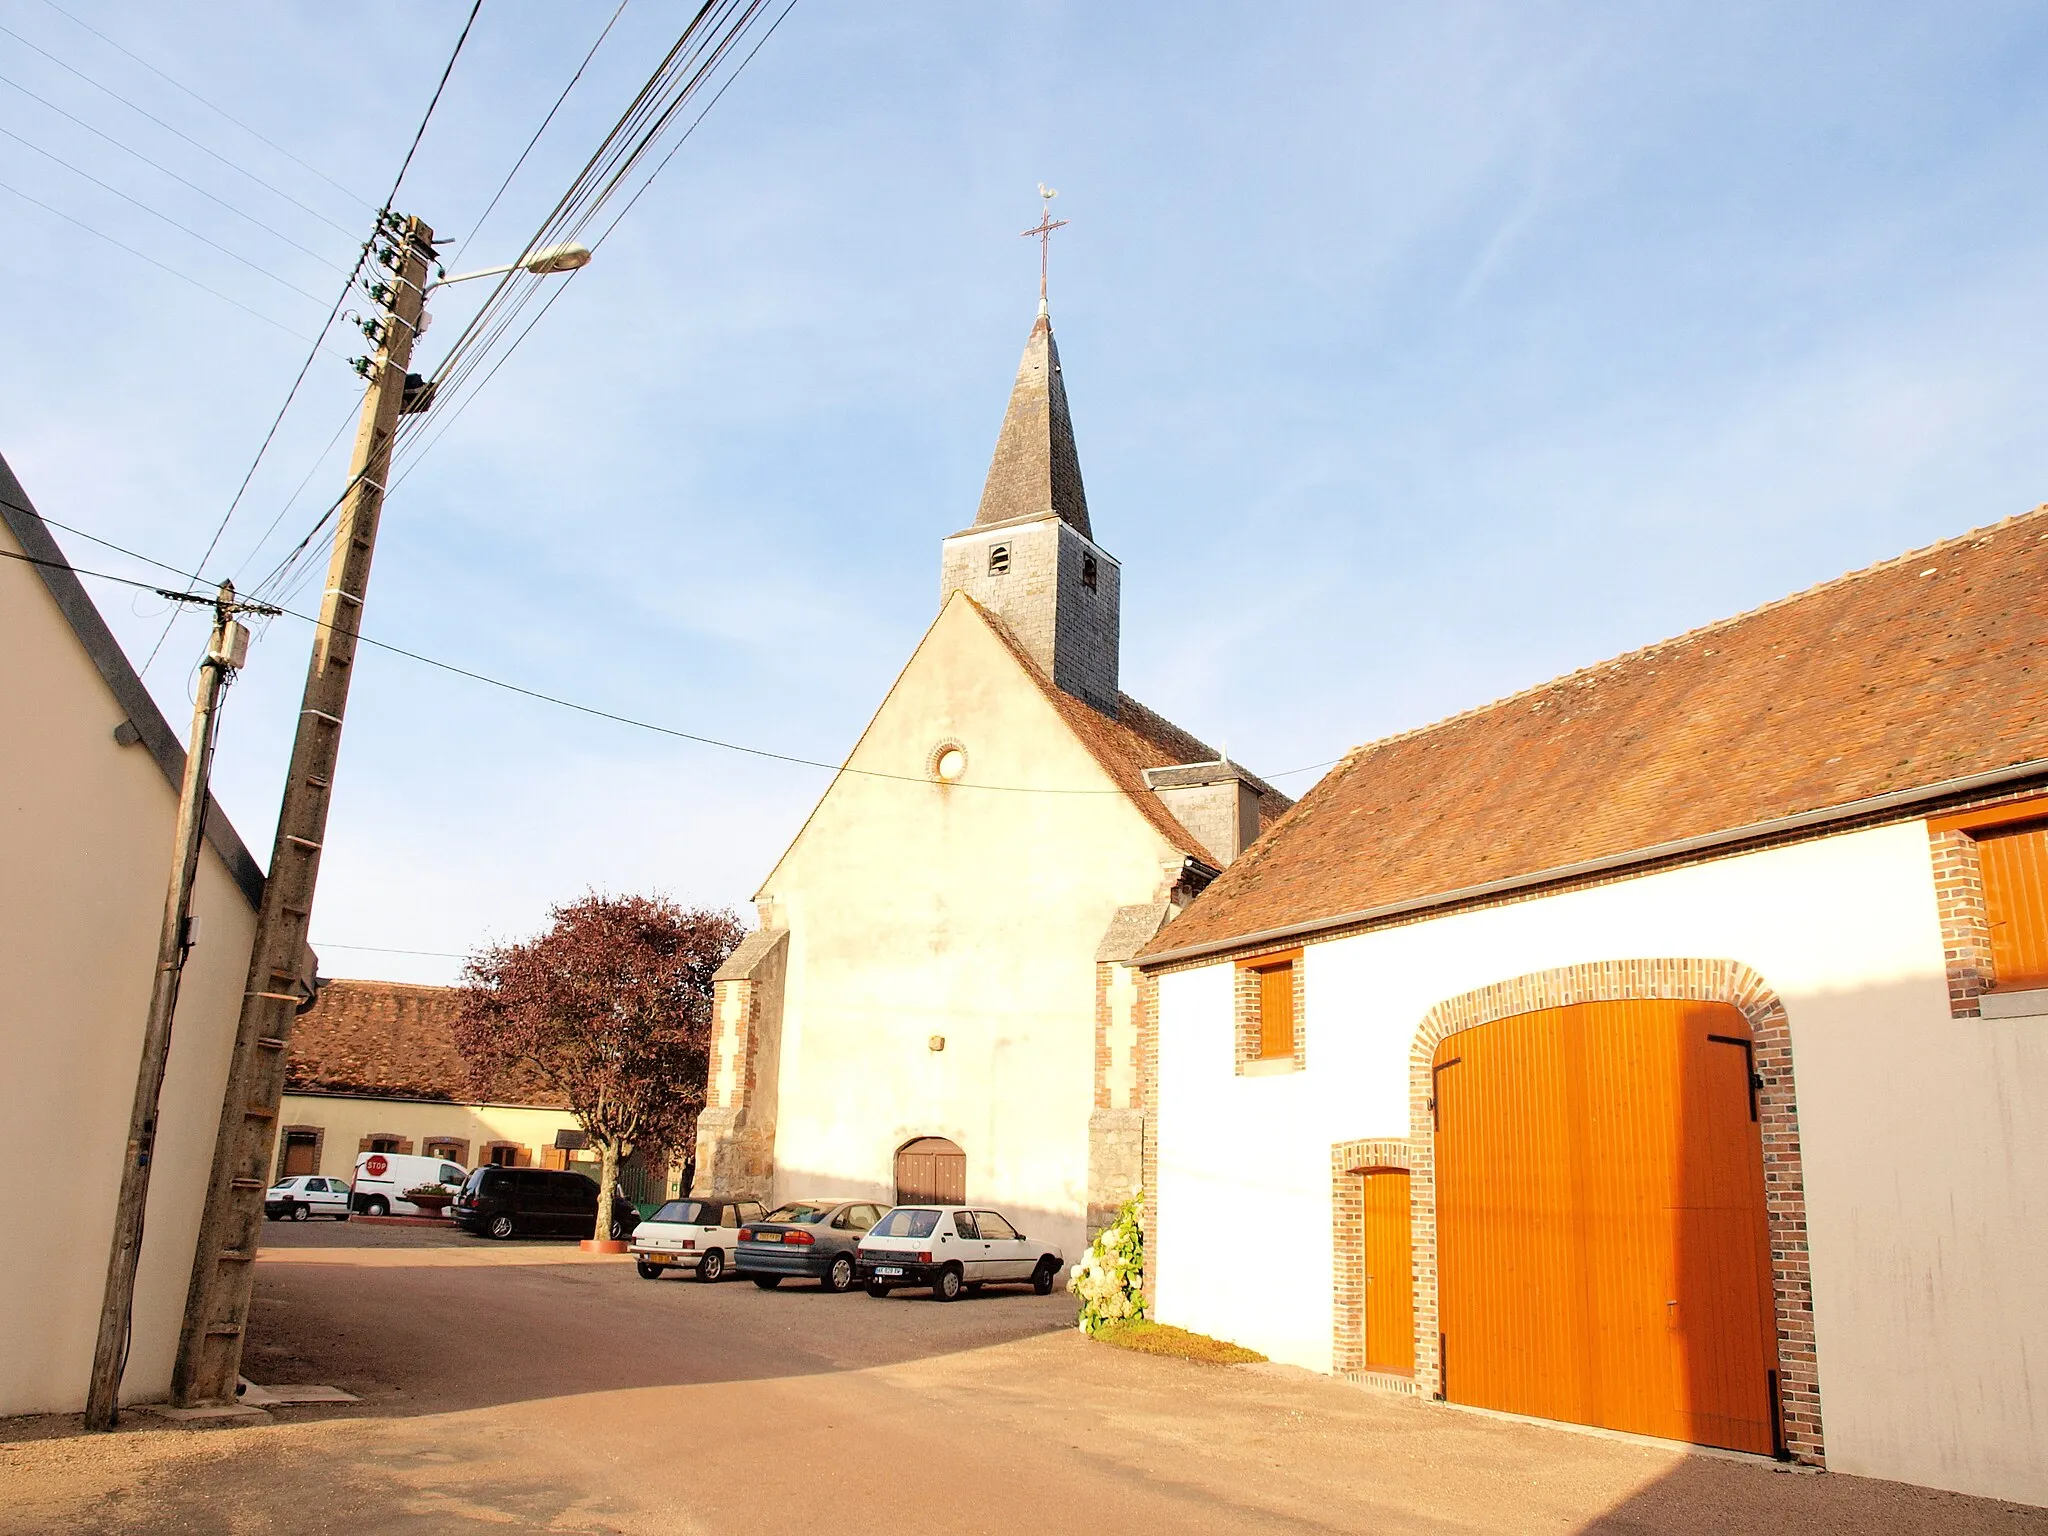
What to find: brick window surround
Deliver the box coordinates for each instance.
[1929,792,2048,1018]
[1234,949,1305,1074]
[423,1137,470,1165]
[358,1133,414,1155]
[480,1140,528,1167]
[1335,958,1823,1467]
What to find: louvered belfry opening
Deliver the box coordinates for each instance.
[1431,999,1779,1454]
[894,1137,966,1205]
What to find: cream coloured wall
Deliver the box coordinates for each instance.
[0,530,259,1416]
[273,1094,581,1177]
[1153,819,2047,1506]
[759,597,1187,1260]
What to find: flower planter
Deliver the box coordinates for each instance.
[578,1239,630,1254]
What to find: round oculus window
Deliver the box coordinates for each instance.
[933,746,968,782]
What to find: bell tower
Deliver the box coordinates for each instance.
[939,299,1121,716]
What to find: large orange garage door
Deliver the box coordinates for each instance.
[1432,999,1779,1454]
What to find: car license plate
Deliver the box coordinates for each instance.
[756,1232,781,1242]
[876,1266,904,1276]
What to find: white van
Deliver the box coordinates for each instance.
[352,1151,470,1216]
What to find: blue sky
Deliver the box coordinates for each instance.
[6,2,2047,983]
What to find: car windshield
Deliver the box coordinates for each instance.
[871,1208,941,1239]
[764,1203,831,1223]
[650,1200,721,1226]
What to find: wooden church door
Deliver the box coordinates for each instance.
[894,1137,966,1204]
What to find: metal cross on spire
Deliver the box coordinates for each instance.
[1021,183,1068,307]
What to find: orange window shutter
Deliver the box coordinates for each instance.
[1978,823,2048,989]
[1259,964,1294,1058]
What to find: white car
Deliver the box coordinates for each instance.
[628,1196,765,1282]
[264,1175,352,1221]
[854,1205,1064,1301]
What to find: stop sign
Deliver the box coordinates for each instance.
[364,1154,388,1177]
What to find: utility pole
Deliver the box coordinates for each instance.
[171,214,434,1406]
[83,583,250,1431]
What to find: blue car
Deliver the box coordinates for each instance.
[737,1200,887,1293]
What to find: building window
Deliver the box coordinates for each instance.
[930,742,968,782]
[988,543,1010,575]
[1081,554,1098,592]
[360,1133,413,1155]
[1930,794,2048,1016]
[1235,949,1304,1073]
[423,1137,470,1165]
[279,1127,323,1178]
[1978,820,2048,990]
[482,1141,527,1167]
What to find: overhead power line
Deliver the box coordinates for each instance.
[0,125,328,303]
[0,19,357,236]
[34,0,377,210]
[0,68,346,269]
[0,178,332,344]
[142,0,486,675]
[6,506,1348,796]
[449,0,632,266]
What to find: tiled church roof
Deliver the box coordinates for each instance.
[973,309,1092,538]
[286,978,565,1107]
[967,597,1292,864]
[1147,506,2048,956]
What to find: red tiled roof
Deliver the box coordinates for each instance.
[965,599,1293,861]
[285,979,565,1107]
[1146,507,2048,956]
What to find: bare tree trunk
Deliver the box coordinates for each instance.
[595,1138,621,1242]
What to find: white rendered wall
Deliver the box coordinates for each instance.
[1153,821,2047,1506]
[759,598,1183,1261]
[0,533,258,1415]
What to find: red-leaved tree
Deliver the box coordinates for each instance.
[452,894,744,1240]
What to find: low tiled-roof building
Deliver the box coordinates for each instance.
[1135,511,2048,1506]
[275,979,585,1192]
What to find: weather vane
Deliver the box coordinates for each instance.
[1021,183,1068,306]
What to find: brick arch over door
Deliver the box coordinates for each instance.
[1396,958,1822,1466]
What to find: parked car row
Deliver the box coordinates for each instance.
[628,1198,1064,1301]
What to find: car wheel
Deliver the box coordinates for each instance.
[698,1249,725,1283]
[609,1215,630,1241]
[364,1197,390,1218]
[487,1212,516,1240]
[865,1282,891,1299]
[636,1261,664,1280]
[1032,1258,1060,1296]
[824,1255,855,1294]
[933,1265,963,1303]
[752,1275,781,1290]
[289,1203,310,1222]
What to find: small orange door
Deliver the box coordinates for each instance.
[895,1137,967,1205]
[1362,1170,1414,1375]
[1433,999,1778,1454]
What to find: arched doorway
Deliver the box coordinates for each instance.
[1432,998,1778,1454]
[894,1137,966,1205]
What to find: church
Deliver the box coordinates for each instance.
[692,297,1288,1258]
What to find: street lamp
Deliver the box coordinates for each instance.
[425,240,593,293]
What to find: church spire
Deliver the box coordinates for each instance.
[973,304,1091,538]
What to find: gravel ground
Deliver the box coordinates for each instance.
[0,1223,2040,1535]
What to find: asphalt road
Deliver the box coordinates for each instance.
[0,1223,2041,1535]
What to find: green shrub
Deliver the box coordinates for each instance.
[1068,1192,1145,1335]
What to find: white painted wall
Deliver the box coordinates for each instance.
[273,1095,582,1179]
[1153,821,2047,1506]
[761,598,1184,1260]
[0,530,259,1415]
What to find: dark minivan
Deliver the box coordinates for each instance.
[453,1166,639,1240]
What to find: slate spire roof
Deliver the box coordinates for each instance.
[973,305,1092,538]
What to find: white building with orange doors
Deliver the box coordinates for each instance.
[1138,510,2048,1507]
